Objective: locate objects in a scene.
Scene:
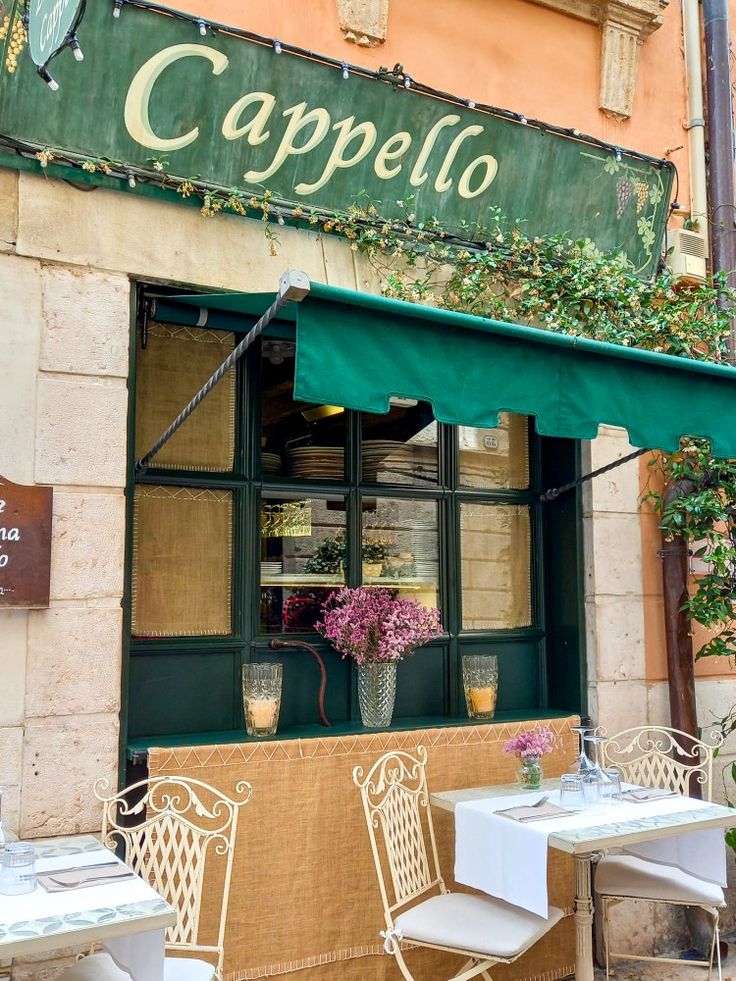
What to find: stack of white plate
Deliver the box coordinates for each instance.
[362,440,436,482]
[261,560,282,577]
[262,452,282,475]
[286,446,344,478]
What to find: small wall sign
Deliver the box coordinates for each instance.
[27,0,85,67]
[0,474,53,608]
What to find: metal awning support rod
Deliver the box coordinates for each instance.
[135,270,310,474]
[540,446,650,502]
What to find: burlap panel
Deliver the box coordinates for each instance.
[460,503,532,630]
[135,323,235,473]
[131,485,233,637]
[149,717,579,980]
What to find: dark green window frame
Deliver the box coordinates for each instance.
[123,284,586,763]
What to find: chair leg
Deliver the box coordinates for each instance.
[602,897,611,978]
[449,959,495,981]
[392,947,417,981]
[713,911,722,981]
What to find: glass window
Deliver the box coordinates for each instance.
[260,493,346,633]
[135,324,235,472]
[362,401,438,486]
[261,340,345,480]
[460,502,532,630]
[458,413,529,489]
[131,485,233,637]
[361,497,439,610]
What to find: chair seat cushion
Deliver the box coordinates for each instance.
[394,891,564,960]
[595,854,725,906]
[58,952,215,981]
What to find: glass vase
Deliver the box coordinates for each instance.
[517,755,543,791]
[357,662,397,728]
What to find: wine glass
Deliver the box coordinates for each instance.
[570,725,595,774]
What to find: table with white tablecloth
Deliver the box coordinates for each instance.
[431,780,735,981]
[0,835,177,981]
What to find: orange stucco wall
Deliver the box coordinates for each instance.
[172,0,691,207]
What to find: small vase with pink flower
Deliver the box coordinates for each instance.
[503,725,557,791]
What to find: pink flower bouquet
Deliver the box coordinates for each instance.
[503,724,556,760]
[317,586,442,665]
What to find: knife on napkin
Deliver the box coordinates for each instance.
[495,801,573,822]
[38,862,137,892]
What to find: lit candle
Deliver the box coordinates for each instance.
[247,697,279,731]
[468,685,497,715]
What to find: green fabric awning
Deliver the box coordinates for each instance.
[162,281,736,457]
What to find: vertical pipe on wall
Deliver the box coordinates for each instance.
[703,0,736,362]
[682,0,709,251]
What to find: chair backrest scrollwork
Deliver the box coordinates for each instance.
[94,775,252,978]
[353,747,445,919]
[600,726,722,799]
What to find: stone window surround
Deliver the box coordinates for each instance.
[337,0,668,120]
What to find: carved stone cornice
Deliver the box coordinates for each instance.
[527,0,669,118]
[337,0,389,46]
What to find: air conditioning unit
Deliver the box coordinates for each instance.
[667,227,707,283]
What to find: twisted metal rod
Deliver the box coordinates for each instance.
[135,270,310,474]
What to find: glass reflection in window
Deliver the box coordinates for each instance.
[260,493,346,633]
[361,497,439,610]
[362,401,438,486]
[261,340,345,480]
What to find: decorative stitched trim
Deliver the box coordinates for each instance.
[150,717,579,771]
[151,322,236,345]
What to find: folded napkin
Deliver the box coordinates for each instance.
[495,800,572,822]
[620,788,679,803]
[38,862,137,893]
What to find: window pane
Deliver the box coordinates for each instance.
[362,402,438,486]
[460,503,532,630]
[260,494,346,633]
[132,486,233,637]
[135,324,235,472]
[261,340,345,480]
[361,498,439,610]
[459,414,529,489]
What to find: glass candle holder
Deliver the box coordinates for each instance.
[0,842,36,895]
[462,655,499,720]
[242,663,282,739]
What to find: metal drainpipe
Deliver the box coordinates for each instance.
[703,0,736,362]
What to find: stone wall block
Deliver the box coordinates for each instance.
[0,169,18,254]
[337,0,388,45]
[0,254,42,484]
[588,428,642,515]
[20,718,118,837]
[0,727,23,791]
[49,492,125,600]
[18,176,333,292]
[0,611,27,727]
[591,594,645,681]
[26,608,122,718]
[588,512,644,598]
[35,377,128,487]
[11,956,78,981]
[40,266,131,378]
[595,679,648,733]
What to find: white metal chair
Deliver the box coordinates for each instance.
[353,746,564,981]
[595,725,725,980]
[58,775,252,981]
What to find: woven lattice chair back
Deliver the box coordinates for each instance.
[600,726,723,799]
[353,746,445,918]
[94,776,251,975]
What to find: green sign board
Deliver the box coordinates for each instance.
[0,0,673,275]
[27,0,84,66]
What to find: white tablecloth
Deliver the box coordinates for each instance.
[0,847,167,981]
[454,789,727,918]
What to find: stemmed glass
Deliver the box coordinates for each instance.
[583,734,614,803]
[570,725,596,775]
